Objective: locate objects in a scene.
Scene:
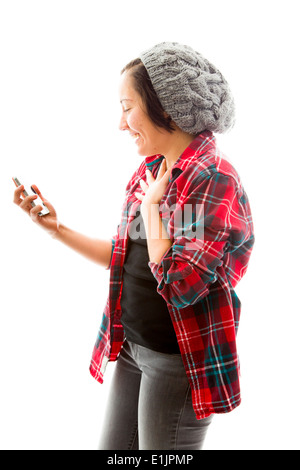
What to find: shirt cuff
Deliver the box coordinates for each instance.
[106,238,116,271]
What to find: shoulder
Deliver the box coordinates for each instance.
[177,150,243,196]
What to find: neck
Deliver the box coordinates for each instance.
[163,129,195,170]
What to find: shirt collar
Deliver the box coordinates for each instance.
[145,130,216,180]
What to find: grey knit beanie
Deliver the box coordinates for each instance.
[139,42,235,135]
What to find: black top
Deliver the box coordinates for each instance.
[120,207,180,354]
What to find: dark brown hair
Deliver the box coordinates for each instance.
[121,58,175,133]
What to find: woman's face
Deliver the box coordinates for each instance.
[119,71,171,157]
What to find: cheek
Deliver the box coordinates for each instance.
[126,111,141,132]
[128,109,151,137]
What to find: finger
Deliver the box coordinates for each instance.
[158,168,172,189]
[19,194,38,212]
[145,169,155,183]
[135,192,144,201]
[30,204,43,222]
[139,179,148,192]
[13,184,25,204]
[162,167,172,179]
[156,158,167,180]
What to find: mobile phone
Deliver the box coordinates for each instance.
[12,177,50,216]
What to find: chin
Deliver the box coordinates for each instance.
[136,144,148,157]
[136,143,157,157]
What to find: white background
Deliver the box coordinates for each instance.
[0,0,299,450]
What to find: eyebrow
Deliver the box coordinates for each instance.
[120,99,133,103]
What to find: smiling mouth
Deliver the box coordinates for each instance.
[131,133,141,143]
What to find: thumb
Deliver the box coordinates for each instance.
[31,184,46,202]
[31,184,54,213]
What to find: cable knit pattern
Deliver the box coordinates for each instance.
[140,42,235,135]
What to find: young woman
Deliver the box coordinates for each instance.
[13,42,254,450]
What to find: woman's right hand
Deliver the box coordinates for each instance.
[13,184,59,237]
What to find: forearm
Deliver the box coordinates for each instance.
[52,223,112,268]
[141,203,172,264]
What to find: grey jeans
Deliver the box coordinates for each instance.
[98,340,213,450]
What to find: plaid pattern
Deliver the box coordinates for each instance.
[90,131,254,419]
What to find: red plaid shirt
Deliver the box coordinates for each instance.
[90,131,254,420]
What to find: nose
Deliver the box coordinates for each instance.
[119,112,129,131]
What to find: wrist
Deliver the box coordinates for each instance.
[51,221,63,240]
[141,201,159,217]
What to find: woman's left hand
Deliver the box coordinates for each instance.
[135,159,171,208]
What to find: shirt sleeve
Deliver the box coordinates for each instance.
[148,172,254,308]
